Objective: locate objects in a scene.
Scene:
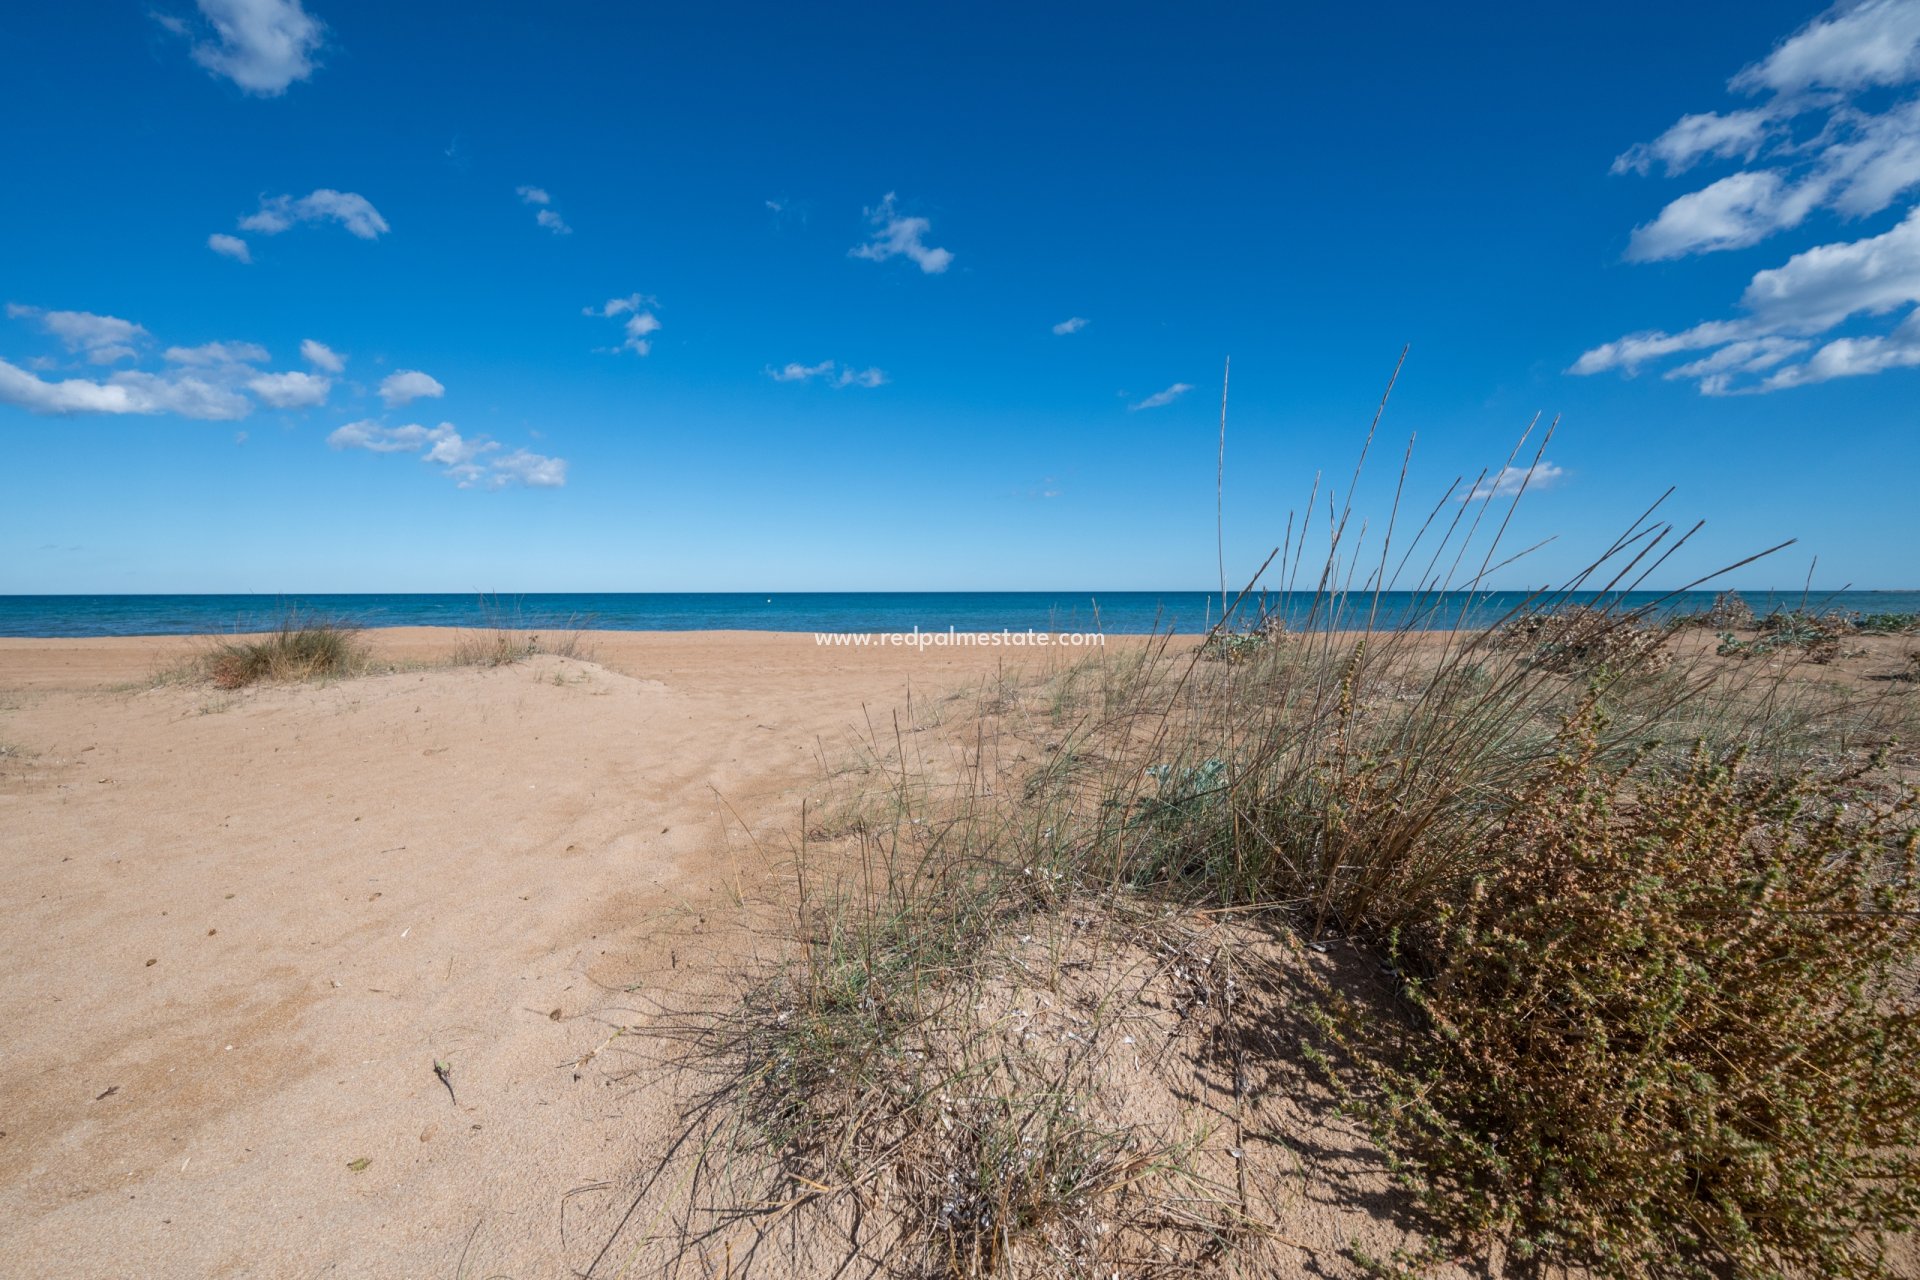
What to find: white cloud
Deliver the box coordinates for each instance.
[488,448,568,488]
[1760,309,1920,388]
[165,340,269,366]
[1664,337,1812,394]
[327,420,439,453]
[1577,206,1920,391]
[1625,170,1818,261]
[1612,109,1776,176]
[1464,462,1566,502]
[1610,3,1920,260]
[518,186,571,234]
[300,338,344,372]
[0,360,250,419]
[585,295,661,354]
[1729,0,1920,95]
[765,360,886,388]
[768,360,835,382]
[7,305,148,364]
[1129,382,1193,411]
[1741,205,1920,329]
[241,189,389,239]
[1589,1,1920,391]
[178,0,323,96]
[1051,316,1089,335]
[850,192,953,274]
[208,232,252,263]
[328,420,566,489]
[247,370,330,407]
[378,369,445,406]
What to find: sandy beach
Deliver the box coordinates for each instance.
[0,630,1062,1277]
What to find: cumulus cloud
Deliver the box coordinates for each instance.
[247,369,330,407]
[0,360,250,418]
[518,185,572,235]
[328,419,566,489]
[1129,382,1193,411]
[1463,462,1566,502]
[171,0,324,96]
[850,193,953,274]
[488,448,568,488]
[300,338,344,372]
[7,305,148,364]
[208,232,252,263]
[378,369,445,406]
[240,189,389,239]
[585,294,661,354]
[1587,1,1920,392]
[1052,316,1089,335]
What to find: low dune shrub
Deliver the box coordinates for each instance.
[1314,707,1920,1279]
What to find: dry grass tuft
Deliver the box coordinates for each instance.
[201,617,368,689]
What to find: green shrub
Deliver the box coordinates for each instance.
[1317,706,1920,1279]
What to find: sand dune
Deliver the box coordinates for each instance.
[0,632,1035,1277]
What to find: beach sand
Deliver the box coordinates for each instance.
[0,630,1069,1278]
[5,627,1914,1278]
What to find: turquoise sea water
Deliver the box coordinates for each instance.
[2,591,1918,639]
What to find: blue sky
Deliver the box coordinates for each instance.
[2,0,1917,593]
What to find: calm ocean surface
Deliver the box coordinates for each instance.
[3,591,1918,639]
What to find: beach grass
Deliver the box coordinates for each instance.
[201,616,369,689]
[661,418,1920,1277]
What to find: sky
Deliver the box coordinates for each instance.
[2,0,1918,594]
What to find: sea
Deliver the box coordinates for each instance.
[2,590,1917,639]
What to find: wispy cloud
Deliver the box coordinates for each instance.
[1612,2,1920,262]
[1463,462,1566,502]
[850,193,953,274]
[517,185,572,235]
[247,369,330,408]
[327,420,566,489]
[585,294,661,354]
[767,360,834,382]
[165,340,269,367]
[240,189,389,240]
[164,0,324,96]
[300,338,344,372]
[1129,382,1193,411]
[207,232,251,263]
[378,369,445,406]
[6,305,148,364]
[1577,204,1920,392]
[1581,0,1920,393]
[1051,316,1088,335]
[765,360,887,388]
